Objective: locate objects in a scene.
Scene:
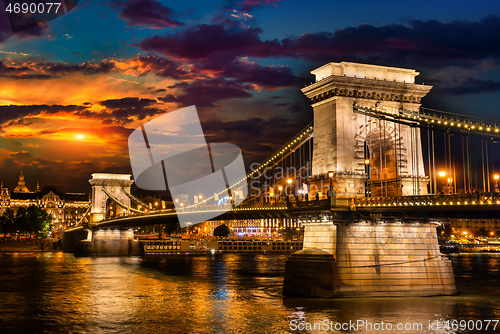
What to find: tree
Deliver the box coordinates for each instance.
[15,207,27,235]
[443,224,452,238]
[0,208,15,238]
[14,206,50,237]
[213,224,230,237]
[25,206,51,237]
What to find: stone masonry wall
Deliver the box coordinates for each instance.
[303,223,337,255]
[334,222,456,297]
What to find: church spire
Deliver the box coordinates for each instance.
[13,170,29,193]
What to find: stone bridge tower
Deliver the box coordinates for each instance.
[301,62,432,198]
[284,62,456,298]
[88,173,134,222]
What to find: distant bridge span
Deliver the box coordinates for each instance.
[64,192,500,233]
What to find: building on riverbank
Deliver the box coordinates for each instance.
[187,218,303,238]
[0,172,90,231]
[449,218,500,236]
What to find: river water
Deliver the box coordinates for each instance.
[0,252,499,334]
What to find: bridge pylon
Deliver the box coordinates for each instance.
[88,173,134,222]
[283,62,456,298]
[302,62,431,198]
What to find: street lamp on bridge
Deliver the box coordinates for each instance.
[447,178,454,194]
[286,178,295,198]
[364,160,371,196]
[438,171,446,194]
[494,174,499,192]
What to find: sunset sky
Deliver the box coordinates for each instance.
[1,0,500,192]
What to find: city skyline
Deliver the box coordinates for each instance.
[2,0,500,192]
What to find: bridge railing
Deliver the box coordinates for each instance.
[232,202,287,211]
[419,106,499,130]
[175,202,287,213]
[354,193,500,207]
[288,198,331,210]
[98,201,289,222]
[354,104,500,138]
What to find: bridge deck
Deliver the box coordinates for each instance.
[64,193,500,231]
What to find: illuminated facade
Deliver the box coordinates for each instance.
[449,219,500,236]
[195,218,303,237]
[0,172,90,231]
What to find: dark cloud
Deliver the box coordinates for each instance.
[285,16,500,68]
[0,8,49,43]
[98,97,165,123]
[223,0,282,13]
[43,60,116,75]
[279,17,500,68]
[140,26,305,89]
[140,24,280,61]
[1,57,192,81]
[0,59,117,79]
[130,56,190,79]
[194,57,305,90]
[438,78,500,95]
[0,104,87,125]
[3,117,41,129]
[160,78,253,108]
[0,59,53,79]
[113,0,184,29]
[100,97,156,110]
[0,98,166,129]
[140,16,500,70]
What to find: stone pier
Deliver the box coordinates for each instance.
[283,220,456,297]
[74,229,141,256]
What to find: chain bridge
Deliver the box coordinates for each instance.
[63,62,500,298]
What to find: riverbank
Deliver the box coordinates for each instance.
[0,239,61,252]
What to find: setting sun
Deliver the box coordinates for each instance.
[76,134,84,139]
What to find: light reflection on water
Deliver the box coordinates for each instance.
[0,252,498,333]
